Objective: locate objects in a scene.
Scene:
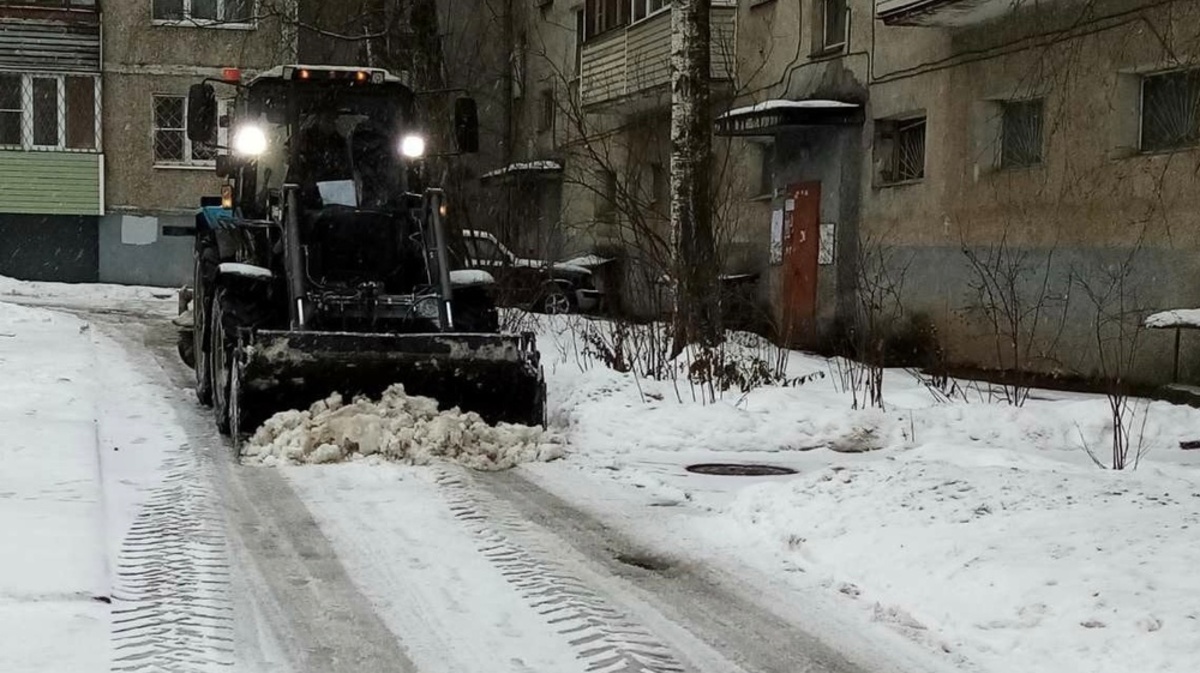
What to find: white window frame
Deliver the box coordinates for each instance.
[0,72,101,153]
[153,95,231,169]
[151,0,257,30]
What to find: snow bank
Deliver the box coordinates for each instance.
[242,384,564,470]
[724,445,1200,673]
[0,274,175,303]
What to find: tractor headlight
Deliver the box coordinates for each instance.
[400,134,426,159]
[232,125,267,156]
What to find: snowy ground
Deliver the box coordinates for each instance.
[523,314,1200,673]
[5,274,1200,673]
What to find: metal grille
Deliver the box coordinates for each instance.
[895,118,925,181]
[0,72,100,152]
[1001,99,1043,167]
[153,95,186,162]
[0,73,18,147]
[1141,69,1200,152]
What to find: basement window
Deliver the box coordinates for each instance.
[1001,99,1044,168]
[877,116,926,184]
[1140,69,1200,152]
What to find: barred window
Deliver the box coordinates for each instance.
[1001,99,1043,168]
[0,73,99,152]
[153,0,253,24]
[878,117,926,184]
[1140,69,1200,152]
[32,78,59,148]
[153,94,225,165]
[0,74,19,147]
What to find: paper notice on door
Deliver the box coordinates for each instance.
[819,222,836,265]
[784,198,795,212]
[769,210,784,265]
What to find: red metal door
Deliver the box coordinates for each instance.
[783,182,820,345]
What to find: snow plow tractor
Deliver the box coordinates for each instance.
[178,65,545,443]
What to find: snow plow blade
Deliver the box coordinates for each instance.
[234,330,546,431]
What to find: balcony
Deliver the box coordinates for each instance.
[580,6,736,109]
[877,0,1044,27]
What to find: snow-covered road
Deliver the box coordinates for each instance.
[7,278,1197,673]
[2,284,952,673]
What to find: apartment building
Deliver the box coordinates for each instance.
[511,0,1200,384]
[99,0,292,285]
[0,0,103,282]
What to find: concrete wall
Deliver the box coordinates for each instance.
[97,214,193,287]
[0,214,98,283]
[859,0,1200,383]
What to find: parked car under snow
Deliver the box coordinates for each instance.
[457,230,606,314]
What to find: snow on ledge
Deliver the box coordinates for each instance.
[718,99,860,120]
[481,161,563,179]
[1145,308,1200,329]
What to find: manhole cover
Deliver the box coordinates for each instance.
[685,463,797,476]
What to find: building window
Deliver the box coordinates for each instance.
[0,74,20,148]
[817,0,848,54]
[878,116,926,184]
[583,0,628,40]
[758,142,774,196]
[651,161,666,206]
[538,89,555,133]
[0,73,99,152]
[152,0,254,25]
[596,169,618,220]
[1001,99,1044,168]
[153,94,219,165]
[1140,69,1200,153]
[632,0,667,21]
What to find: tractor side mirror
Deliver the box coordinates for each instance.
[453,97,480,154]
[187,83,218,145]
[215,154,237,178]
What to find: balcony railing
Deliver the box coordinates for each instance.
[580,6,736,108]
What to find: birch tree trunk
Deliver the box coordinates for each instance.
[670,0,720,357]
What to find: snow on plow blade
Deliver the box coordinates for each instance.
[236,330,546,429]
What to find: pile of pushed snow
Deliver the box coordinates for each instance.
[242,384,564,470]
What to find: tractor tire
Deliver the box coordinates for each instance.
[193,245,218,407]
[210,287,234,435]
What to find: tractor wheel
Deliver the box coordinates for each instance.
[210,287,234,435]
[193,245,218,407]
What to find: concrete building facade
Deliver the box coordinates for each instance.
[0,0,103,282]
[504,0,1200,384]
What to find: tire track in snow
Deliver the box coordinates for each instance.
[435,468,687,673]
[109,450,234,673]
